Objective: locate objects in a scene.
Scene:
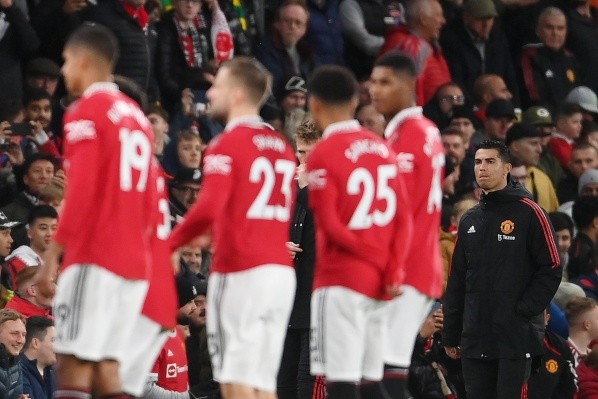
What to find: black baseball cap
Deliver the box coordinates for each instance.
[171,168,202,186]
[0,212,20,229]
[486,99,516,119]
[505,123,543,146]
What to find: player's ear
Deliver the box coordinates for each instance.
[349,96,359,115]
[308,96,320,115]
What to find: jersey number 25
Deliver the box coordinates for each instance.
[348,164,397,230]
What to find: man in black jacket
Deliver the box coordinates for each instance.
[443,140,562,398]
[0,309,27,399]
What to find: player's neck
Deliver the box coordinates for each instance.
[385,103,415,122]
[80,73,114,95]
[226,104,260,124]
[319,110,355,131]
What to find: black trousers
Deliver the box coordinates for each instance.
[461,357,531,399]
[277,328,315,399]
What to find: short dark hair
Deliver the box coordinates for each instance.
[373,51,417,78]
[28,205,58,225]
[221,56,272,106]
[276,0,309,21]
[23,86,52,108]
[572,141,598,155]
[440,126,463,138]
[21,153,57,177]
[476,140,511,163]
[147,103,169,122]
[548,211,574,236]
[572,195,598,230]
[24,316,53,351]
[65,23,119,65]
[307,65,359,105]
[555,102,583,121]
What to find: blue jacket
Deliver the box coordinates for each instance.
[0,344,23,399]
[20,355,56,399]
[305,0,344,66]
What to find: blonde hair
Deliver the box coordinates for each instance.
[0,309,26,329]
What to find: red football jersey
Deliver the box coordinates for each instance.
[55,82,157,280]
[169,116,296,273]
[151,327,189,392]
[307,120,412,300]
[384,106,445,298]
[141,162,177,329]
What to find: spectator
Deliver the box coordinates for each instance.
[356,104,385,137]
[339,0,403,79]
[20,87,61,159]
[520,7,579,110]
[440,0,519,105]
[179,245,204,278]
[581,120,598,148]
[277,76,309,143]
[563,0,598,95]
[527,308,577,399]
[169,167,202,224]
[0,309,26,399]
[84,0,160,100]
[0,211,18,262]
[0,0,39,104]
[164,130,202,176]
[566,85,598,122]
[5,267,54,318]
[441,127,476,203]
[579,168,598,197]
[20,316,57,399]
[470,98,516,147]
[1,153,57,249]
[146,104,170,163]
[423,82,466,130]
[448,104,479,150]
[577,338,598,398]
[506,123,559,212]
[522,106,566,187]
[566,296,598,366]
[304,0,344,65]
[549,211,576,281]
[550,102,584,169]
[277,120,320,399]
[443,140,561,398]
[471,73,513,122]
[24,59,61,98]
[380,0,451,105]
[558,143,598,204]
[569,195,598,279]
[254,0,317,99]
[440,198,477,287]
[156,0,233,114]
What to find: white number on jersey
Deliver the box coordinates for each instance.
[347,164,397,230]
[156,177,171,240]
[246,157,296,222]
[119,128,152,192]
[427,153,444,214]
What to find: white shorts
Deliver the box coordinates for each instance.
[119,315,168,397]
[53,265,149,363]
[207,265,295,392]
[310,286,388,382]
[384,285,433,367]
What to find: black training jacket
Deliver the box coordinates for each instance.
[443,183,562,359]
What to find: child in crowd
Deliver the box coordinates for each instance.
[551,102,583,168]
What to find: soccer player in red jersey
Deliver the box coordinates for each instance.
[169,56,297,399]
[370,52,445,398]
[37,24,159,399]
[306,65,413,399]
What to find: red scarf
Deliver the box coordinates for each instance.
[122,0,149,30]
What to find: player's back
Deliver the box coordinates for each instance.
[205,122,296,273]
[307,125,404,299]
[57,83,156,280]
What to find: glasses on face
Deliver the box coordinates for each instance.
[440,95,465,104]
[175,186,200,196]
[280,17,306,27]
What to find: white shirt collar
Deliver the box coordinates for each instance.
[322,119,361,138]
[552,131,575,145]
[82,82,119,98]
[225,115,271,132]
[383,106,423,139]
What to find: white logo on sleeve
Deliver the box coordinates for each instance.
[396,153,414,173]
[203,154,233,175]
[308,169,327,189]
[467,226,476,234]
[64,120,97,143]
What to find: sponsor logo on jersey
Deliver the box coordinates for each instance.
[167,349,174,357]
[500,220,515,234]
[64,120,97,143]
[203,154,232,175]
[545,359,558,373]
[396,152,414,173]
[467,226,476,234]
[497,234,515,242]
[166,363,178,378]
[252,135,286,152]
[344,139,389,163]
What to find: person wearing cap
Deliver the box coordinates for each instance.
[470,98,515,148]
[277,75,309,143]
[25,58,61,97]
[579,168,598,197]
[449,104,479,150]
[379,0,451,106]
[520,7,579,111]
[169,167,202,224]
[522,106,566,187]
[439,0,519,105]
[566,86,598,122]
[506,122,560,212]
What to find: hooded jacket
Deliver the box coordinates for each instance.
[443,183,561,359]
[0,343,23,399]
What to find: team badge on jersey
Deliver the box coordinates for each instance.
[500,220,515,235]
[545,359,558,374]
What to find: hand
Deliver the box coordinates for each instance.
[6,143,24,166]
[296,164,308,189]
[444,346,461,359]
[0,121,10,140]
[63,0,87,14]
[171,251,181,275]
[29,121,44,144]
[52,169,67,189]
[181,88,195,118]
[432,307,444,330]
[285,241,302,260]
[419,315,437,339]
